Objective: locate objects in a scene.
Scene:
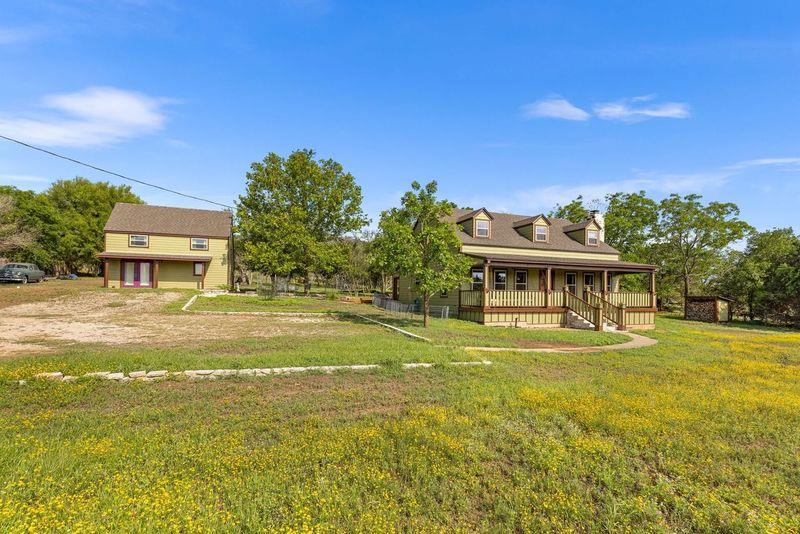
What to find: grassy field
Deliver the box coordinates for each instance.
[192,294,630,348]
[1,288,799,530]
[0,277,104,309]
[189,294,366,314]
[358,311,631,348]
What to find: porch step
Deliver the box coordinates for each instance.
[566,311,594,330]
[566,311,620,332]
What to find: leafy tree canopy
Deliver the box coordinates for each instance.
[371,181,472,327]
[236,149,368,288]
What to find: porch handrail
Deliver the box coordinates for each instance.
[586,290,626,330]
[459,289,484,307]
[563,289,603,331]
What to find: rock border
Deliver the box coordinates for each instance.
[28,360,492,384]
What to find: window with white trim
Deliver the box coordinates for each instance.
[584,273,595,292]
[534,225,548,242]
[193,262,204,276]
[587,229,599,246]
[515,270,528,290]
[475,219,490,238]
[471,269,484,290]
[129,235,148,247]
[565,272,577,294]
[190,237,209,251]
[494,269,507,290]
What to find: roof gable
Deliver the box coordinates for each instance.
[455,207,494,223]
[512,214,551,229]
[104,203,232,238]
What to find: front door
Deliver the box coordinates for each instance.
[121,260,153,288]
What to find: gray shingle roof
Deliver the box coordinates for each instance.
[104,203,232,238]
[447,208,620,255]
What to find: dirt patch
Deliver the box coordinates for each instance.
[0,290,336,356]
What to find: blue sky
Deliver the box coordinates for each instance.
[1,1,799,231]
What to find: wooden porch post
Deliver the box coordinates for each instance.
[153,260,160,289]
[602,270,608,298]
[103,260,109,288]
[650,270,657,309]
[482,261,490,312]
[545,266,552,307]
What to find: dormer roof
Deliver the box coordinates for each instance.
[512,214,551,229]
[563,218,602,233]
[455,207,494,223]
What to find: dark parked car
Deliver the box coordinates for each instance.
[0,263,46,284]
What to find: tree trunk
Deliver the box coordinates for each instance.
[304,273,311,295]
[683,273,690,319]
[423,293,430,328]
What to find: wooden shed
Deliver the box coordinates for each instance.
[685,296,733,323]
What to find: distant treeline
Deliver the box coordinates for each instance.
[0,177,141,275]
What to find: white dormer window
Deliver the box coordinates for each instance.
[587,229,599,246]
[535,225,549,242]
[475,219,490,238]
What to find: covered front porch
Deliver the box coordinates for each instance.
[458,254,657,329]
[98,252,212,289]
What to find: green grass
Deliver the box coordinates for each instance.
[190,295,630,348]
[190,294,369,314]
[360,311,631,348]
[1,306,800,530]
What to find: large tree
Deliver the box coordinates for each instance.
[371,181,472,327]
[1,179,139,273]
[717,228,799,322]
[47,178,142,273]
[654,194,751,313]
[0,194,36,256]
[236,149,368,291]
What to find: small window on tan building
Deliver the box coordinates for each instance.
[193,262,204,276]
[587,229,599,246]
[190,237,209,251]
[129,235,149,247]
[534,225,548,242]
[471,269,484,290]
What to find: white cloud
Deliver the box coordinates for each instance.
[453,158,800,215]
[725,157,800,170]
[0,86,172,147]
[592,98,690,122]
[522,94,690,123]
[521,98,591,121]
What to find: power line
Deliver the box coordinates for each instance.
[0,134,234,209]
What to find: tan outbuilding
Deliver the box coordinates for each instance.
[98,203,232,290]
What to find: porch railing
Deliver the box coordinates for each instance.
[586,290,626,330]
[564,289,602,330]
[606,291,653,308]
[459,289,574,308]
[488,290,546,307]
[459,289,483,307]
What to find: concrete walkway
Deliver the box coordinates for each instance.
[463,332,658,353]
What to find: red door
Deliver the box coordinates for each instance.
[121,260,153,288]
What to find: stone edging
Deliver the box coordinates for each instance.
[26,360,492,384]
